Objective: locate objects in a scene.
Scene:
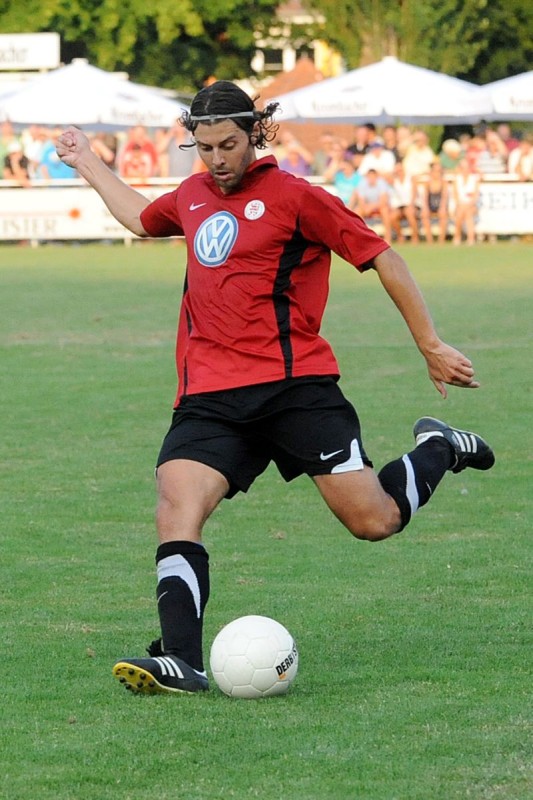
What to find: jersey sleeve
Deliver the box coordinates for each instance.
[140,189,184,237]
[297,182,390,270]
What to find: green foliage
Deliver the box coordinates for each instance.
[462,0,533,83]
[0,0,279,91]
[310,0,532,82]
[1,0,532,88]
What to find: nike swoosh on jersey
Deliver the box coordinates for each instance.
[189,202,207,211]
[320,449,344,461]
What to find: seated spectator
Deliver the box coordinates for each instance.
[452,159,480,246]
[349,168,392,242]
[38,128,77,179]
[476,130,508,175]
[3,140,31,187]
[389,161,420,243]
[279,140,313,177]
[327,159,361,206]
[420,162,450,244]
[21,124,48,178]
[311,131,336,176]
[119,125,158,178]
[274,130,313,166]
[322,139,350,178]
[403,130,435,178]
[464,133,487,171]
[439,139,463,172]
[0,121,18,164]
[358,141,396,180]
[508,134,533,181]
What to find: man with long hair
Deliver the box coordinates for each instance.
[56,81,494,696]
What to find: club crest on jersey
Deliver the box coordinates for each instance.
[194,211,238,267]
[244,200,265,220]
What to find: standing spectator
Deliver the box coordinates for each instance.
[395,126,413,160]
[349,168,392,242]
[476,130,508,176]
[90,133,118,171]
[508,134,533,181]
[156,122,203,178]
[364,123,381,149]
[3,140,31,187]
[345,124,370,169]
[403,130,435,179]
[389,161,420,244]
[119,125,159,178]
[420,162,450,244]
[496,123,520,154]
[121,144,154,181]
[452,159,480,246]
[382,125,400,161]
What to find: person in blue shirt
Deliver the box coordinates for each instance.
[38,128,77,179]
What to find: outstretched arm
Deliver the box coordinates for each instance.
[372,247,480,398]
[55,127,150,237]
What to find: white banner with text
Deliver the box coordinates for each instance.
[0,180,532,241]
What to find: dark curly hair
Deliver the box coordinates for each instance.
[180,80,279,150]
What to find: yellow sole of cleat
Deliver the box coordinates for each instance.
[112,662,188,695]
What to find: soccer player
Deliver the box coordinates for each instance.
[56,82,495,696]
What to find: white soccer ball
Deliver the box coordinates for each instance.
[209,615,299,699]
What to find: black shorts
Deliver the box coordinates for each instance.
[156,376,372,498]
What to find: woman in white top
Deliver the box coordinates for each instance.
[452,159,480,246]
[508,136,533,181]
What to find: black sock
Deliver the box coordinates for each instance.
[155,540,209,672]
[378,439,452,530]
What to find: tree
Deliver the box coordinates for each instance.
[0,0,280,91]
[307,0,533,83]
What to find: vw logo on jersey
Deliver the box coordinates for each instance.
[194,211,238,268]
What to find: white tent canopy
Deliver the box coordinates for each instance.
[272,56,493,125]
[477,71,533,121]
[0,59,189,130]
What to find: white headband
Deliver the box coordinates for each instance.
[188,111,257,122]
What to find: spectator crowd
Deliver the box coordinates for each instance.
[2,117,532,245]
[273,122,533,245]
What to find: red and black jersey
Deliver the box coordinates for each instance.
[140,156,389,405]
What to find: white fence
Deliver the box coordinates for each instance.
[0,176,532,243]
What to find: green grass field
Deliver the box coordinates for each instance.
[1,241,531,800]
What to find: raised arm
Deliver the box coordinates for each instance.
[372,247,480,398]
[55,127,150,237]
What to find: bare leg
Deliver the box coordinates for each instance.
[313,466,401,541]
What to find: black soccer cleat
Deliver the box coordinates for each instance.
[413,416,495,474]
[112,653,209,695]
